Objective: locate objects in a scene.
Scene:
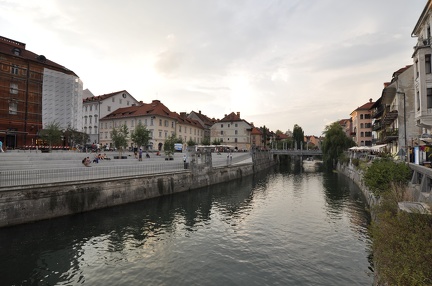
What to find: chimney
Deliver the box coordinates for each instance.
[199,110,201,114]
[369,98,372,103]
[237,112,240,117]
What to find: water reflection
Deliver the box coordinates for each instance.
[0,167,372,285]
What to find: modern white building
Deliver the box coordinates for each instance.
[82,90,139,144]
[42,68,83,131]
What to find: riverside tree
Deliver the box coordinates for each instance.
[293,124,304,150]
[111,124,129,157]
[163,134,176,159]
[39,121,63,151]
[131,122,151,150]
[321,121,355,169]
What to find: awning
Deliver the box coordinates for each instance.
[370,144,387,151]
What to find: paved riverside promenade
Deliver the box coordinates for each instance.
[0,150,253,189]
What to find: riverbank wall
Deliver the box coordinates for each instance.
[0,151,275,228]
[337,162,379,208]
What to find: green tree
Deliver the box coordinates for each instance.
[111,124,129,156]
[64,126,89,148]
[39,121,63,151]
[130,122,151,150]
[164,134,176,159]
[363,158,412,197]
[201,137,211,145]
[212,138,221,145]
[321,121,355,169]
[292,124,304,150]
[187,138,196,146]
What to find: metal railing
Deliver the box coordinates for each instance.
[0,162,185,188]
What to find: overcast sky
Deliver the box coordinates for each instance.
[1,0,427,135]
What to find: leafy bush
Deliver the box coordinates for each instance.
[363,158,412,197]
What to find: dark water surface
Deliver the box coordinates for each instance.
[0,167,373,285]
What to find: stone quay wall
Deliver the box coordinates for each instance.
[0,151,275,228]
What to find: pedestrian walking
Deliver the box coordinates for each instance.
[0,140,4,152]
[139,148,143,161]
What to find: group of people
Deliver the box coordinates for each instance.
[82,153,110,166]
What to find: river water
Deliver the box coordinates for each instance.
[0,166,373,285]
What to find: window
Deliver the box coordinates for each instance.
[94,115,98,124]
[228,124,230,127]
[85,106,87,112]
[221,130,224,135]
[159,131,162,137]
[365,132,372,137]
[90,105,92,111]
[119,99,122,104]
[365,114,371,119]
[107,106,111,112]
[235,138,238,143]
[164,120,168,127]
[13,48,21,56]
[11,64,18,75]
[95,104,98,111]
[360,114,364,119]
[235,130,238,135]
[127,101,130,106]
[360,132,364,137]
[427,88,432,108]
[89,116,92,124]
[9,101,17,115]
[84,116,87,124]
[150,118,154,126]
[426,54,431,74]
[416,60,420,78]
[179,126,182,132]
[235,124,238,127]
[172,122,174,128]
[221,124,223,128]
[417,91,420,111]
[360,123,364,128]
[159,119,162,126]
[112,97,115,102]
[10,83,18,94]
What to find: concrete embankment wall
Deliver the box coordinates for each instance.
[0,152,275,228]
[337,162,379,208]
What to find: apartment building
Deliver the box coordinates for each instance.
[412,0,432,134]
[99,99,204,150]
[210,112,253,151]
[82,89,139,144]
[350,99,374,146]
[187,110,217,142]
[0,35,81,149]
[370,65,420,157]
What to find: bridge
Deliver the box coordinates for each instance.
[270,149,322,156]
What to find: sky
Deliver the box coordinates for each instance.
[0,0,427,136]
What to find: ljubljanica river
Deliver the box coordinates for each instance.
[0,166,373,286]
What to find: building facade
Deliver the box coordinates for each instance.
[82,89,139,144]
[0,35,80,149]
[350,99,374,146]
[42,68,83,131]
[412,0,432,134]
[99,99,204,151]
[210,112,252,151]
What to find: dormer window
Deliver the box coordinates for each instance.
[12,48,21,56]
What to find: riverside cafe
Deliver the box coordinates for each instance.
[348,144,388,161]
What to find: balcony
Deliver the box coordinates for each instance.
[372,121,383,131]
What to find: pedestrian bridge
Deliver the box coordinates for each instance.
[270,149,322,156]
